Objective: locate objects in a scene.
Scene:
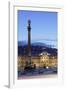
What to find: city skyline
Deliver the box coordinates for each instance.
[18,10,57,48]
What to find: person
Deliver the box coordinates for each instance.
[34,64,36,69]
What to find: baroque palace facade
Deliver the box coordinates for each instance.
[18,52,57,71]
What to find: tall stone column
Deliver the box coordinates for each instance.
[27,20,31,65]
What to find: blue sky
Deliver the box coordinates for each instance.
[18,10,57,48]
